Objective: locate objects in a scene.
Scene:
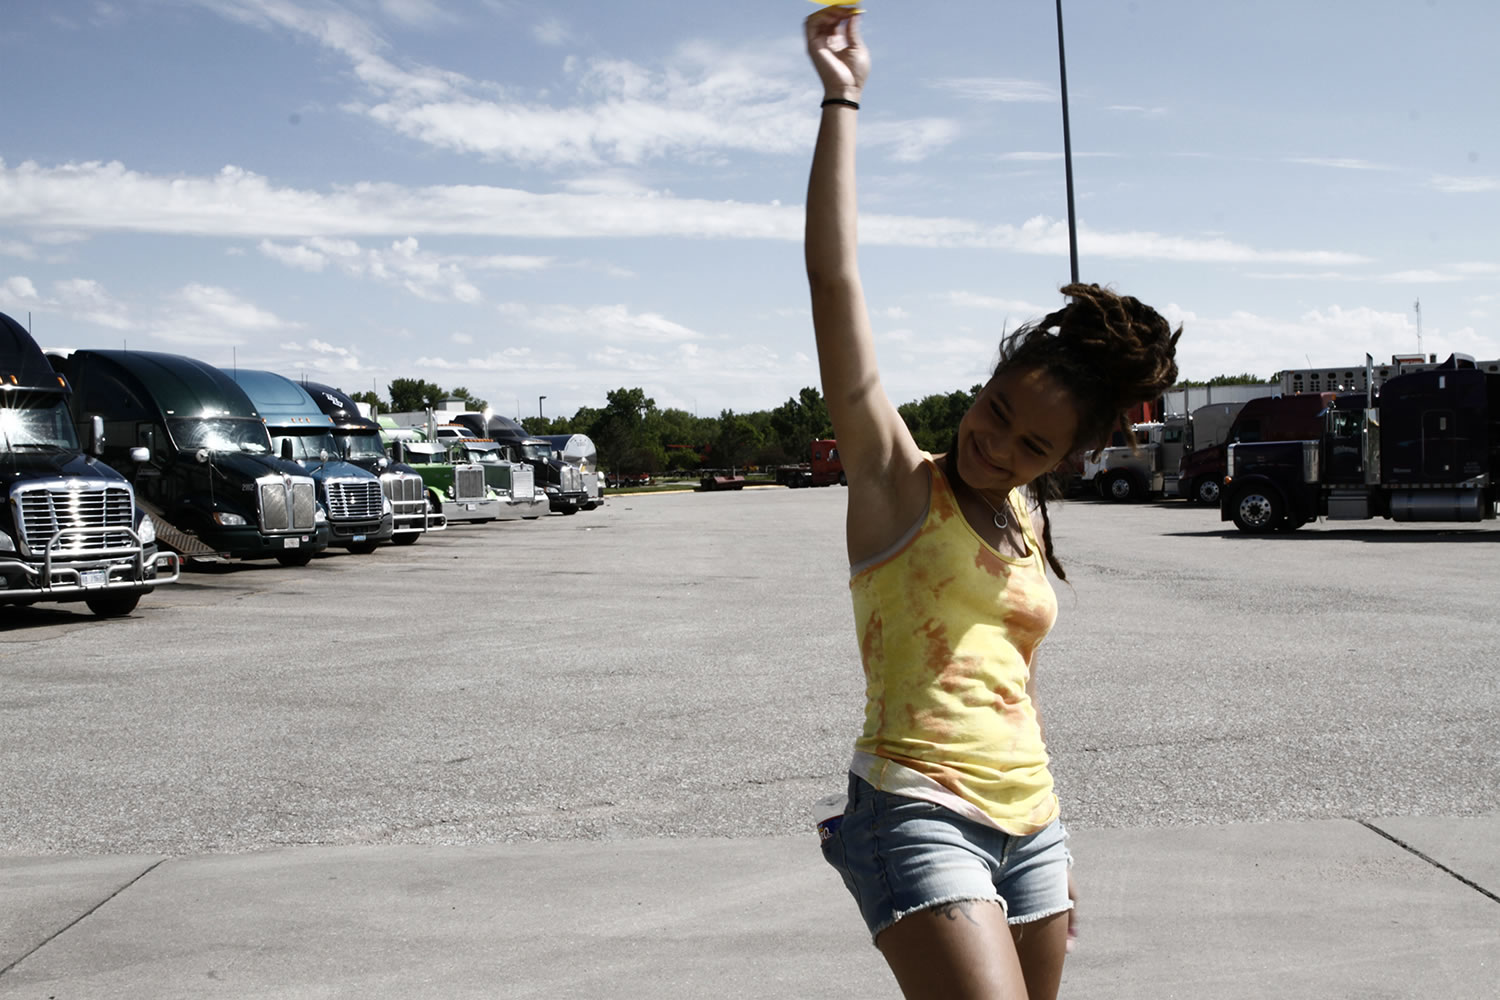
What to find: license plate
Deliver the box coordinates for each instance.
[465,504,477,510]
[352,534,366,542]
[81,569,108,589]
[283,538,300,549]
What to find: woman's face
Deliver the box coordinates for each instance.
[955,366,1081,495]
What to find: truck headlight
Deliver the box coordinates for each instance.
[0,531,14,553]
[382,496,393,515]
[213,512,248,526]
[315,504,328,524]
[544,484,559,494]
[138,515,157,544]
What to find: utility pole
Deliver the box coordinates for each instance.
[1413,298,1423,357]
[1055,0,1080,284]
[539,395,547,421]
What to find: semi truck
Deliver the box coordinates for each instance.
[1223,355,1498,533]
[453,413,588,514]
[302,381,440,545]
[226,370,393,555]
[775,438,846,488]
[1177,392,1336,510]
[1172,402,1247,504]
[47,349,328,566]
[444,434,548,519]
[1,312,179,616]
[541,434,604,510]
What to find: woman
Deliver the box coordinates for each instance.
[804,8,1180,998]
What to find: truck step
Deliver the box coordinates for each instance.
[136,498,226,558]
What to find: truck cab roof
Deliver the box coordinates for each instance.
[48,349,265,422]
[1,311,70,393]
[224,370,336,430]
[302,380,379,431]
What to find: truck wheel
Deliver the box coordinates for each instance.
[1231,488,1284,533]
[85,592,142,618]
[391,532,420,546]
[1194,476,1221,505]
[1105,472,1137,503]
[562,506,579,515]
[276,550,315,567]
[347,541,380,555]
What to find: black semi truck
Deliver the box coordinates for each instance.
[47,349,329,565]
[1,312,179,615]
[452,412,588,514]
[303,381,440,544]
[1222,355,1499,532]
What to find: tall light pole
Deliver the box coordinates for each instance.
[1055,0,1079,284]
[538,395,547,421]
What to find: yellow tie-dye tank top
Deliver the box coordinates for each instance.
[849,455,1060,835]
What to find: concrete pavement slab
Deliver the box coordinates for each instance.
[3,820,1499,999]
[1062,820,1499,999]
[0,854,164,976]
[1369,815,1500,899]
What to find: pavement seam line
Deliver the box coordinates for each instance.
[0,857,172,979]
[1358,820,1500,906]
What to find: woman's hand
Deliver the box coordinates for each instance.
[805,7,869,102]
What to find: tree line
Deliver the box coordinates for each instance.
[347,372,1274,476]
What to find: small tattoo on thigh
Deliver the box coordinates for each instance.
[933,900,982,926]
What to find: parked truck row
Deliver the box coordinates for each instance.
[2,310,606,619]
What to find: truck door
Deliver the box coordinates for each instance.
[1324,409,1364,483]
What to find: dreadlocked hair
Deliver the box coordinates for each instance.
[951,282,1181,582]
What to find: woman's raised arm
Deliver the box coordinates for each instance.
[804,9,922,511]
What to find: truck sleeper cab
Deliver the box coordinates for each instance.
[541,433,604,509]
[302,381,440,544]
[46,349,327,566]
[2,313,179,616]
[226,370,393,554]
[450,437,548,520]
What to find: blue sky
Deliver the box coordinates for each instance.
[3,0,1496,420]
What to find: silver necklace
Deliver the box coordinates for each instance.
[974,489,1010,530]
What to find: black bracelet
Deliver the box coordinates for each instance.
[821,97,860,110]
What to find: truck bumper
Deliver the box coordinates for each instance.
[0,542,180,605]
[194,523,328,560]
[440,497,501,523]
[548,492,586,513]
[328,514,394,547]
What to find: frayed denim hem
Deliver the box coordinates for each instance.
[869,893,1007,947]
[1006,900,1074,926]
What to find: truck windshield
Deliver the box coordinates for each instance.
[465,446,505,464]
[0,397,81,452]
[169,417,272,454]
[336,432,387,461]
[521,443,552,463]
[271,430,342,462]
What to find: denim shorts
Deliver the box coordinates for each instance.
[819,774,1072,943]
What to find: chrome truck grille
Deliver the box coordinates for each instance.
[13,481,135,556]
[513,463,535,499]
[561,464,583,493]
[325,478,383,520]
[381,472,426,514]
[258,476,318,532]
[454,465,485,502]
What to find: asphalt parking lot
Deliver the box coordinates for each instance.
[3,489,1498,855]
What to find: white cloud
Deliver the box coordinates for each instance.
[277,337,365,371]
[148,283,299,347]
[258,239,328,272]
[0,240,36,259]
[498,302,703,343]
[532,16,569,45]
[2,275,40,303]
[1104,105,1167,117]
[932,77,1053,103]
[1429,174,1500,193]
[1,160,1370,266]
[451,332,472,344]
[258,236,552,302]
[945,291,1051,316]
[1284,157,1396,171]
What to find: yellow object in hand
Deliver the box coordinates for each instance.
[809,1,865,12]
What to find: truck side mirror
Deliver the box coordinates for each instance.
[376,457,389,471]
[281,439,294,461]
[90,415,105,456]
[129,447,150,463]
[391,441,403,463]
[319,449,329,463]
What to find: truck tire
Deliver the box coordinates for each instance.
[1194,476,1220,505]
[1231,487,1284,533]
[347,540,380,555]
[1105,472,1137,503]
[85,592,142,618]
[391,532,419,546]
[839,472,847,486]
[276,550,315,567]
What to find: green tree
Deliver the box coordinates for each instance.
[897,385,980,453]
[447,385,488,410]
[1176,373,1276,388]
[768,386,834,464]
[715,409,762,470]
[589,388,666,474]
[347,390,384,413]
[388,378,446,412]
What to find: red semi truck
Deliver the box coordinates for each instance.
[776,439,845,488]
